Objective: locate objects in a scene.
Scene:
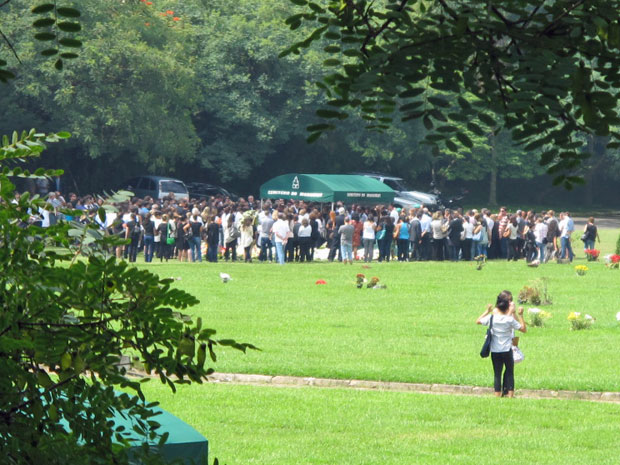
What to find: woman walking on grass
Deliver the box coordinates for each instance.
[476,291,527,398]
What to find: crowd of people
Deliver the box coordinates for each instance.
[30,190,600,265]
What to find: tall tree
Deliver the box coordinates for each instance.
[283,0,620,189]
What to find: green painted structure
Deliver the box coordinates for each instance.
[260,174,395,204]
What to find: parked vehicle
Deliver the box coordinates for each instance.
[354,173,440,210]
[428,183,467,211]
[185,182,239,201]
[122,175,189,201]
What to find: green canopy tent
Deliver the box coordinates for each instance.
[115,402,208,465]
[55,393,208,464]
[260,174,395,206]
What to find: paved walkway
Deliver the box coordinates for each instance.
[203,372,620,403]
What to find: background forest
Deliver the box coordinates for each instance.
[2,0,619,206]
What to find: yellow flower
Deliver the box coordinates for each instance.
[567,312,580,321]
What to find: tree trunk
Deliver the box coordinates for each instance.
[488,132,498,206]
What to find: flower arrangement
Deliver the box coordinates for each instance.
[606,254,620,269]
[367,276,380,288]
[315,279,327,285]
[568,312,594,330]
[473,255,486,271]
[528,308,552,327]
[518,278,552,305]
[356,273,365,289]
[574,265,588,276]
[584,249,600,261]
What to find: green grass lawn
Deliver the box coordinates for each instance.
[141,382,620,465]
[137,229,620,392]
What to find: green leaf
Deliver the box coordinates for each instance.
[323,59,340,67]
[56,7,81,18]
[399,88,425,98]
[60,53,79,59]
[478,113,496,126]
[60,353,72,371]
[32,4,55,14]
[34,32,56,41]
[40,49,58,56]
[289,0,307,5]
[33,18,55,28]
[55,59,63,70]
[0,69,16,82]
[457,96,472,110]
[58,38,82,48]
[423,115,433,130]
[428,96,450,108]
[56,132,71,138]
[445,139,458,152]
[306,132,322,143]
[456,132,474,148]
[466,122,485,136]
[57,22,81,32]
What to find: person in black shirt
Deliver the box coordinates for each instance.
[448,213,464,261]
[206,216,220,263]
[124,212,141,262]
[142,212,156,262]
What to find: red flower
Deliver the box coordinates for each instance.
[173,17,180,21]
[166,10,174,15]
[145,22,151,26]
[356,273,365,278]
[146,1,152,5]
[315,280,327,285]
[611,254,620,264]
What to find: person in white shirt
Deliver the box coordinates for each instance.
[297,218,312,262]
[362,216,377,262]
[533,216,548,262]
[272,212,290,265]
[477,291,527,398]
[559,211,574,262]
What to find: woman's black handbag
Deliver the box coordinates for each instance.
[480,315,494,358]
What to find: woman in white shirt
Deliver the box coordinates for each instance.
[297,218,312,262]
[533,216,549,262]
[362,216,377,262]
[476,291,527,398]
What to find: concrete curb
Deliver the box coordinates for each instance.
[204,372,620,403]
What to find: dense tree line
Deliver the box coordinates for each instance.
[1,0,619,205]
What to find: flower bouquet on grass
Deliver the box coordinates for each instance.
[356,273,366,289]
[574,265,588,276]
[473,255,486,270]
[584,249,600,261]
[367,276,385,289]
[528,308,551,327]
[568,312,594,330]
[605,254,620,269]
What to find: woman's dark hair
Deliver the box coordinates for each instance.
[496,294,511,312]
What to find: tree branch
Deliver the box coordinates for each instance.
[538,0,585,37]
[0,29,22,64]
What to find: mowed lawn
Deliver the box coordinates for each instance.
[137,229,620,392]
[142,382,620,465]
